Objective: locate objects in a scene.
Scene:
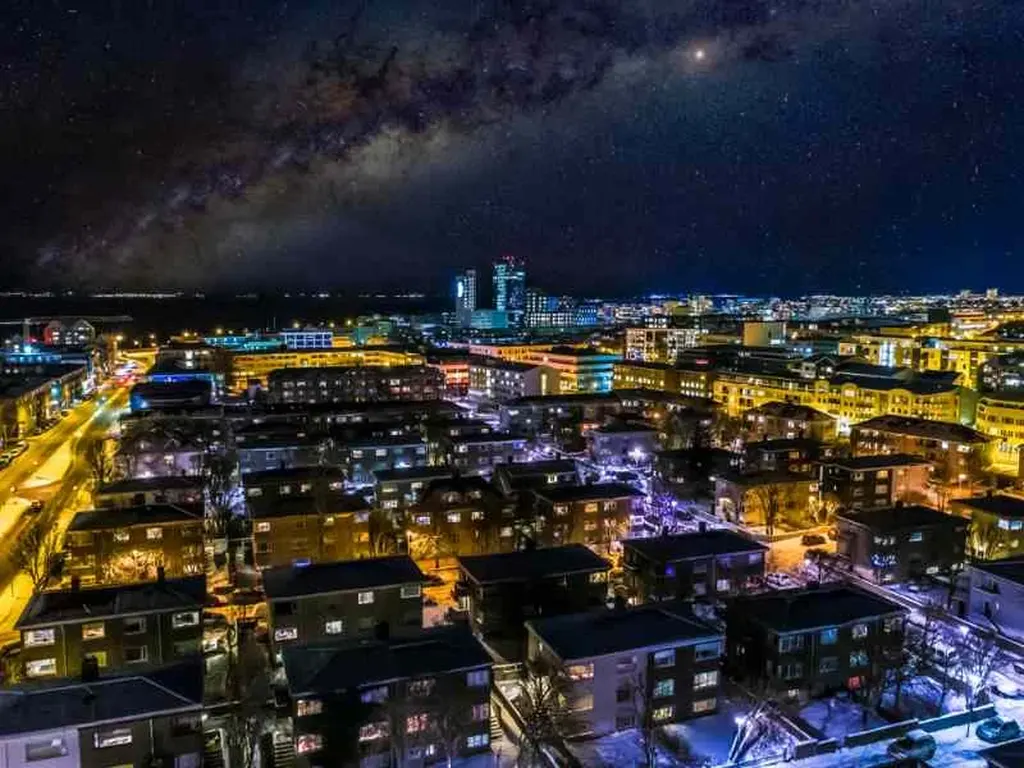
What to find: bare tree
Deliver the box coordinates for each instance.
[199,447,240,577]
[224,633,274,768]
[956,628,1004,735]
[12,524,62,590]
[909,605,959,715]
[622,666,658,768]
[749,483,783,538]
[514,664,584,767]
[85,438,114,485]
[969,518,1008,560]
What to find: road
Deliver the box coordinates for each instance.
[0,385,130,642]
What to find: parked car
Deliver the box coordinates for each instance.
[827,526,838,541]
[801,533,827,546]
[977,716,1022,743]
[0,456,10,469]
[992,680,1024,699]
[27,501,43,514]
[886,730,936,761]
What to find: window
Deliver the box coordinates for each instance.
[358,590,375,605]
[124,617,146,635]
[695,641,723,661]
[401,584,421,599]
[274,627,298,642]
[406,714,429,734]
[446,512,461,524]
[325,620,344,635]
[24,628,55,647]
[883,616,903,634]
[571,694,594,712]
[125,646,148,664]
[359,722,389,742]
[295,734,322,755]
[908,531,923,542]
[471,509,484,521]
[472,703,490,722]
[113,529,130,543]
[694,671,718,690]
[146,527,163,540]
[850,650,869,668]
[467,669,489,687]
[554,504,569,517]
[654,649,676,668]
[652,706,674,722]
[173,611,200,629]
[779,635,804,653]
[85,651,108,668]
[466,734,490,749]
[780,663,803,680]
[351,449,364,459]
[748,552,763,565]
[820,628,838,646]
[653,679,675,698]
[361,686,388,704]
[819,657,839,674]
[247,487,263,498]
[693,698,717,714]
[25,738,68,761]
[26,658,57,677]
[716,578,731,592]
[255,521,271,533]
[95,728,133,748]
[408,678,435,697]
[567,663,594,680]
[852,623,869,640]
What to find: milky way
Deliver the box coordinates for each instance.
[3,0,1024,292]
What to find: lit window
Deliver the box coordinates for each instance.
[779,635,804,653]
[467,669,489,687]
[82,622,105,640]
[113,530,130,543]
[654,649,676,668]
[693,698,717,714]
[695,641,722,661]
[361,686,388,704]
[358,591,375,605]
[908,531,923,543]
[25,658,57,677]
[447,512,461,524]
[716,578,731,593]
[400,584,421,599]
[146,527,163,540]
[472,703,490,722]
[653,679,675,698]
[466,734,490,749]
[820,628,838,646]
[325,620,343,635]
[409,678,435,697]
[359,722,389,742]
[652,706,674,722]
[255,521,271,533]
[274,627,298,642]
[693,671,718,690]
[94,728,133,748]
[849,650,869,668]
[295,734,322,755]
[567,663,594,680]
[172,612,200,629]
[24,629,55,647]
[852,624,869,640]
[406,713,429,734]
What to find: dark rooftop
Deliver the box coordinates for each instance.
[373,466,457,483]
[852,415,988,444]
[263,555,426,600]
[283,627,490,695]
[837,505,965,532]
[745,401,833,421]
[97,475,200,495]
[746,438,824,453]
[533,482,644,503]
[732,586,905,633]
[593,421,658,435]
[495,459,578,477]
[953,494,1024,519]
[0,661,202,737]
[445,433,527,445]
[67,503,203,531]
[526,603,721,660]
[16,576,206,629]
[249,494,369,519]
[459,544,610,585]
[624,530,768,563]
[978,738,1024,768]
[243,466,346,484]
[969,556,1024,586]
[824,454,931,471]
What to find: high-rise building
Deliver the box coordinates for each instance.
[455,269,477,314]
[493,255,526,314]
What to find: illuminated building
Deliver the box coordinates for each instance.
[42,318,96,347]
[820,455,932,510]
[532,483,644,554]
[406,476,520,558]
[520,346,619,393]
[850,414,990,482]
[743,402,837,442]
[229,346,424,390]
[280,327,333,349]
[454,268,478,318]
[522,290,599,329]
[980,352,1024,392]
[425,352,470,396]
[625,325,702,364]
[499,392,622,435]
[952,494,1024,559]
[267,364,444,404]
[742,321,787,347]
[714,472,819,527]
[493,254,526,315]
[975,392,1024,474]
[465,342,552,362]
[589,422,659,465]
[443,433,529,475]
[467,356,556,403]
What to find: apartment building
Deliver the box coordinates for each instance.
[466,356,556,403]
[624,326,702,365]
[743,402,837,443]
[229,346,424,390]
[284,627,493,767]
[492,459,580,498]
[94,476,202,509]
[250,491,370,570]
[441,433,529,475]
[63,504,205,586]
[589,422,660,466]
[519,347,620,394]
[836,504,967,583]
[819,454,932,511]
[532,483,645,553]
[743,438,834,476]
[374,466,456,517]
[264,556,427,654]
[975,392,1024,474]
[850,414,990,482]
[498,393,622,435]
[339,435,429,485]
[725,586,907,702]
[714,472,818,529]
[267,364,444,405]
[951,493,1024,559]
[962,557,1024,634]
[622,529,768,603]
[406,476,520,559]
[16,575,205,680]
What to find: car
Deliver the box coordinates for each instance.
[0,456,9,469]
[978,716,1022,743]
[27,501,43,514]
[1013,660,1024,677]
[801,533,827,546]
[905,581,928,593]
[804,548,829,563]
[992,680,1024,699]
[827,526,838,541]
[886,729,936,761]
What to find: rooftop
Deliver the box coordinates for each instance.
[953,493,1024,519]
[373,466,457,483]
[837,505,965,532]
[745,402,834,421]
[242,466,346,484]
[67,503,203,532]
[593,421,658,435]
[969,556,1024,586]
[16,576,206,629]
[263,555,426,600]
[495,459,578,477]
[623,530,768,563]
[533,482,644,503]
[459,544,610,585]
[732,586,905,633]
[746,437,825,453]
[852,415,988,444]
[283,627,490,695]
[96,475,200,495]
[526,603,721,661]
[824,454,932,471]
[445,433,527,445]
[249,494,369,519]
[0,661,203,737]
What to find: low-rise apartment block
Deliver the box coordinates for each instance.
[532,483,644,552]
[819,454,932,510]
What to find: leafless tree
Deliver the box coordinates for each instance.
[12,524,62,590]
[198,447,240,577]
[750,483,783,538]
[514,664,583,767]
[910,605,959,715]
[969,517,1009,560]
[622,666,658,768]
[224,633,274,768]
[956,628,1004,735]
[85,438,115,485]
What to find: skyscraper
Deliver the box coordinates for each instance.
[455,269,477,314]
[493,255,526,314]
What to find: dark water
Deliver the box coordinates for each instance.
[0,294,446,339]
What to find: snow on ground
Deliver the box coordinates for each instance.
[800,695,886,740]
[567,729,684,767]
[881,675,966,720]
[662,698,762,766]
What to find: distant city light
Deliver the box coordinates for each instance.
[693,48,706,62]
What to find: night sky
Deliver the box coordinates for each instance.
[3,0,1024,294]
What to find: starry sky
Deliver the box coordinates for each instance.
[2,0,1024,295]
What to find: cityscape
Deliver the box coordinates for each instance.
[0,271,1023,768]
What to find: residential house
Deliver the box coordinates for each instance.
[467,356,556,403]
[267,364,444,405]
[406,476,519,560]
[962,557,1024,633]
[339,435,429,485]
[374,466,456,519]
[836,504,967,583]
[622,529,769,603]
[264,556,427,655]
[237,434,324,474]
[951,493,1024,560]
[525,603,725,736]
[283,627,493,767]
[725,586,907,702]
[94,476,202,509]
[16,575,205,681]
[532,483,645,553]
[589,422,660,466]
[63,504,205,586]
[441,433,529,476]
[714,472,819,530]
[819,455,932,511]
[492,459,580,498]
[743,402,837,443]
[743,438,834,476]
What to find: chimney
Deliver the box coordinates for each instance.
[698,521,707,534]
[71,575,81,592]
[156,565,165,584]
